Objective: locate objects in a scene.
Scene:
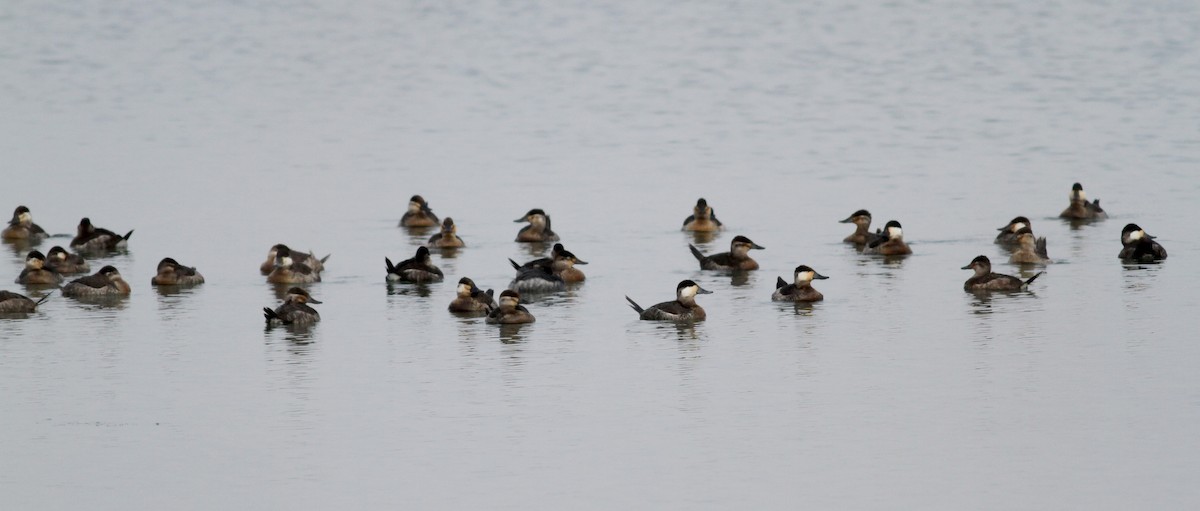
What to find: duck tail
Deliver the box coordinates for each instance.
[122,230,134,241]
[320,253,331,264]
[34,290,55,306]
[1035,237,1049,259]
[1023,271,1044,287]
[776,276,787,289]
[385,257,396,274]
[508,258,521,270]
[486,289,494,298]
[263,307,279,323]
[688,244,705,262]
[625,296,645,313]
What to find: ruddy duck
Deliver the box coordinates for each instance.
[386,246,444,283]
[263,287,321,325]
[151,257,206,286]
[1059,182,1106,220]
[448,277,496,313]
[399,195,440,228]
[70,217,133,253]
[839,209,881,246]
[772,265,828,302]
[514,208,560,242]
[689,235,764,270]
[61,265,131,297]
[995,216,1031,246]
[259,244,329,275]
[0,289,51,313]
[508,243,587,291]
[682,198,723,232]
[427,217,466,248]
[15,251,62,286]
[45,246,89,274]
[864,220,912,256]
[1009,228,1051,265]
[267,245,322,284]
[2,206,48,240]
[962,255,1042,292]
[486,289,535,324]
[1118,223,1167,262]
[626,280,712,321]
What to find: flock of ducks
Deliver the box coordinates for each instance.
[0,185,1170,323]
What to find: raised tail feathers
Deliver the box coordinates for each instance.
[123,230,134,241]
[34,290,55,306]
[776,276,787,289]
[1023,271,1044,287]
[1035,237,1049,259]
[509,258,521,271]
[625,296,645,313]
[688,244,705,263]
[385,257,396,274]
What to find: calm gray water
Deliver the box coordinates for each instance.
[3,0,1199,508]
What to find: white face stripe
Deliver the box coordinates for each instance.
[679,285,698,300]
[1013,222,1026,231]
[457,283,472,295]
[280,255,293,267]
[408,201,421,212]
[797,270,815,283]
[887,226,902,239]
[500,296,519,307]
[17,212,31,224]
[1129,230,1144,241]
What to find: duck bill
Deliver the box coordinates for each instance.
[838,216,854,223]
[574,259,588,265]
[696,286,714,295]
[512,217,526,223]
[813,272,829,280]
[751,243,765,250]
[960,264,972,270]
[307,298,323,304]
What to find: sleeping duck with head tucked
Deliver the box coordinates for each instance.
[61,265,131,297]
[45,246,89,274]
[399,195,440,228]
[151,257,205,286]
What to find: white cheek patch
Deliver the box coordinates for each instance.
[18,212,31,223]
[408,202,421,213]
[1013,222,1026,231]
[1129,230,1144,241]
[680,286,697,300]
[887,226,902,239]
[281,256,293,267]
[798,271,814,283]
[458,284,471,295]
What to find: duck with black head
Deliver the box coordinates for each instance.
[2,206,48,241]
[689,235,765,270]
[1118,223,1167,263]
[386,246,444,283]
[961,255,1042,292]
[772,265,829,302]
[1059,182,1106,220]
[486,290,535,324]
[626,280,713,321]
[863,220,912,256]
[682,198,723,232]
[263,287,321,325]
[513,208,559,242]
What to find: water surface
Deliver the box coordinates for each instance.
[2,0,1199,509]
